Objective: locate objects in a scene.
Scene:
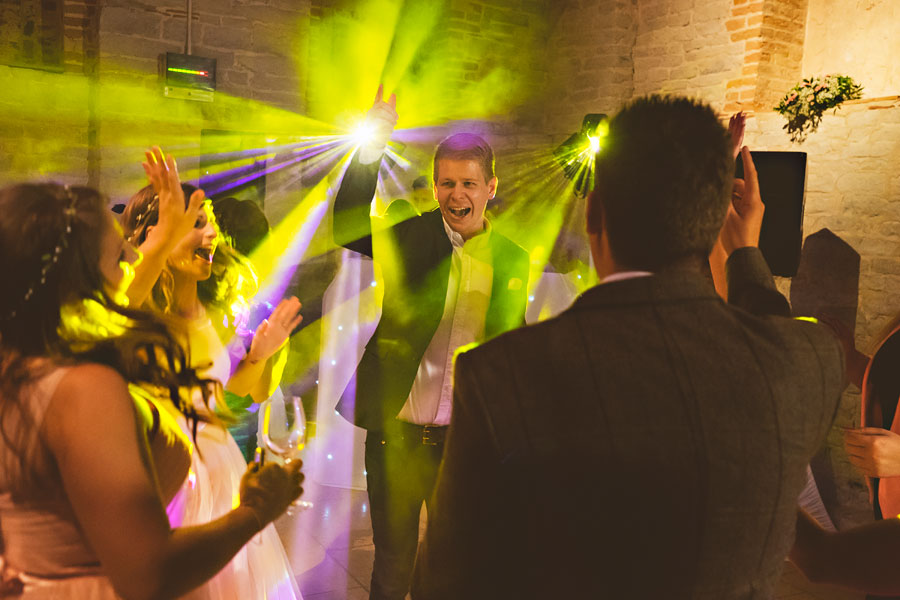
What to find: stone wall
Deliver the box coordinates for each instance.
[99,0,307,109]
[741,1,899,527]
[540,0,637,139]
[742,98,900,526]
[95,0,311,200]
[0,0,312,198]
[0,0,98,184]
[804,0,900,99]
[634,0,744,111]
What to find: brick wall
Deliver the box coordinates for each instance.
[723,0,807,113]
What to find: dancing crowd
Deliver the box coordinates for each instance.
[4,91,900,600]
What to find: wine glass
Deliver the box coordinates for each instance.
[259,394,313,514]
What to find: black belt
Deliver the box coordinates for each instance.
[395,422,449,446]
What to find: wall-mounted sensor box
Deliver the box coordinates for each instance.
[160,52,216,102]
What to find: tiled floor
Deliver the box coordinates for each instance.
[275,479,425,600]
[274,482,374,599]
[276,481,863,600]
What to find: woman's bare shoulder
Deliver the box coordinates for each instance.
[57,362,128,395]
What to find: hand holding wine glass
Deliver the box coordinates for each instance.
[239,460,305,528]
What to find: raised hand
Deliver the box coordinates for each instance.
[239,459,305,527]
[358,84,399,164]
[728,112,746,160]
[246,297,303,364]
[718,146,764,255]
[843,428,900,478]
[142,147,205,244]
[125,147,207,307]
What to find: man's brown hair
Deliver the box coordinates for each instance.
[432,133,495,183]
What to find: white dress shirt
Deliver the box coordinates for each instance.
[397,218,494,426]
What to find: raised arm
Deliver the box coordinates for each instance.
[719,146,792,317]
[332,86,398,257]
[43,363,303,600]
[728,111,746,161]
[126,147,205,307]
[709,112,747,298]
[226,297,303,402]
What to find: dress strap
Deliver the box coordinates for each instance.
[133,394,161,441]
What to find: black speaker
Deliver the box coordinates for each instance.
[735,151,806,277]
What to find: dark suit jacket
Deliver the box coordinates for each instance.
[411,248,844,599]
[332,156,530,432]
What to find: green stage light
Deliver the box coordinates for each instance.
[553,113,608,197]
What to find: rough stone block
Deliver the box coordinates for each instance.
[249,88,301,111]
[646,66,668,82]
[699,56,732,76]
[185,46,235,70]
[871,257,900,276]
[100,32,182,62]
[264,0,309,14]
[161,18,187,45]
[250,70,298,92]
[234,53,291,74]
[225,5,303,25]
[836,171,890,197]
[670,63,699,80]
[221,68,249,87]
[639,2,667,21]
[250,22,300,55]
[101,6,163,38]
[666,9,691,28]
[202,25,248,50]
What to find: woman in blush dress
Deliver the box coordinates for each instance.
[0,182,304,599]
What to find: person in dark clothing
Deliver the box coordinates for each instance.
[332,86,530,600]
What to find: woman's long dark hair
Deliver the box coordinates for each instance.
[0,183,218,489]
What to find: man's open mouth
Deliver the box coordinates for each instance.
[448,207,471,218]
[194,247,213,263]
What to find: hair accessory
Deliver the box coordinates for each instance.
[2,185,79,321]
[126,194,159,244]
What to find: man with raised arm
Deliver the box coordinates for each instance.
[411,95,846,599]
[331,87,530,600]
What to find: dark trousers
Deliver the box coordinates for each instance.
[365,425,446,600]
